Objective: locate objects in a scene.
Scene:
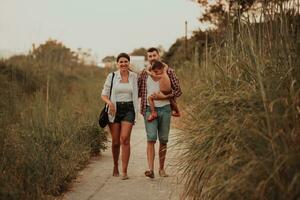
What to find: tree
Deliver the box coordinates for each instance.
[31,39,78,70]
[102,56,116,63]
[193,0,297,28]
[130,47,147,59]
[192,0,257,28]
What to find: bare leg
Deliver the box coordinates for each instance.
[145,141,155,178]
[160,90,180,117]
[147,96,157,121]
[170,98,180,117]
[159,143,169,177]
[120,121,133,179]
[159,143,167,170]
[109,123,121,176]
[147,141,155,170]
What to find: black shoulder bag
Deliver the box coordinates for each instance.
[98,72,115,128]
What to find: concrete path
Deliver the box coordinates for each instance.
[61,117,183,200]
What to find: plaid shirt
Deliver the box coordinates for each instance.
[138,67,182,116]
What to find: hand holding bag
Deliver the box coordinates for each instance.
[99,72,115,128]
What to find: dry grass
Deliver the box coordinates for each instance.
[175,6,300,200]
[0,50,109,199]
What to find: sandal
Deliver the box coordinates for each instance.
[145,170,154,178]
[121,174,129,180]
[159,169,169,177]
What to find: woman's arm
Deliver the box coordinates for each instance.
[101,73,116,115]
[101,95,112,105]
[101,73,113,97]
[101,95,116,115]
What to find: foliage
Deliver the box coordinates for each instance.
[0,40,108,199]
[192,0,296,29]
[102,55,116,63]
[174,5,300,200]
[31,39,79,69]
[130,47,147,59]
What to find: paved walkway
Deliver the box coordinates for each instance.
[61,117,183,200]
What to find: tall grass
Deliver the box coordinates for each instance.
[0,50,108,199]
[176,5,300,200]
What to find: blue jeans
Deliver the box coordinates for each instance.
[144,105,171,144]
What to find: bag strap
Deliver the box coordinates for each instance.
[105,72,115,111]
[108,72,115,100]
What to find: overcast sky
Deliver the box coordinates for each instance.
[0,0,205,60]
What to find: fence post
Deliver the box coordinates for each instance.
[194,41,200,68]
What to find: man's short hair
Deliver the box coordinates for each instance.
[147,47,159,54]
[151,60,164,70]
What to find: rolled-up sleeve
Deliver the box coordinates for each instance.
[138,72,143,98]
[101,73,113,96]
[169,69,182,98]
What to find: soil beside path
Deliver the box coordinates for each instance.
[61,117,183,200]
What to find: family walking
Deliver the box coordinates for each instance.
[101,48,182,180]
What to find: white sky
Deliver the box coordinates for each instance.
[0,0,205,59]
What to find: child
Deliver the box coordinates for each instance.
[146,60,180,121]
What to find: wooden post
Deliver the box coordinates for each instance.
[194,41,200,68]
[185,21,188,60]
[45,73,49,127]
[205,31,208,71]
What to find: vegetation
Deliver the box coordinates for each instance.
[130,47,147,59]
[171,1,300,199]
[0,40,108,200]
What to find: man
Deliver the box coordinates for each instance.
[138,47,182,178]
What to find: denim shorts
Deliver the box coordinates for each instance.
[114,101,135,124]
[144,104,171,144]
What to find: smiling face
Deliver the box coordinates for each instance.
[147,50,160,65]
[117,57,130,72]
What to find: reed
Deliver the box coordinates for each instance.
[0,49,108,199]
[176,4,300,200]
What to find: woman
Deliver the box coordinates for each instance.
[101,53,138,180]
